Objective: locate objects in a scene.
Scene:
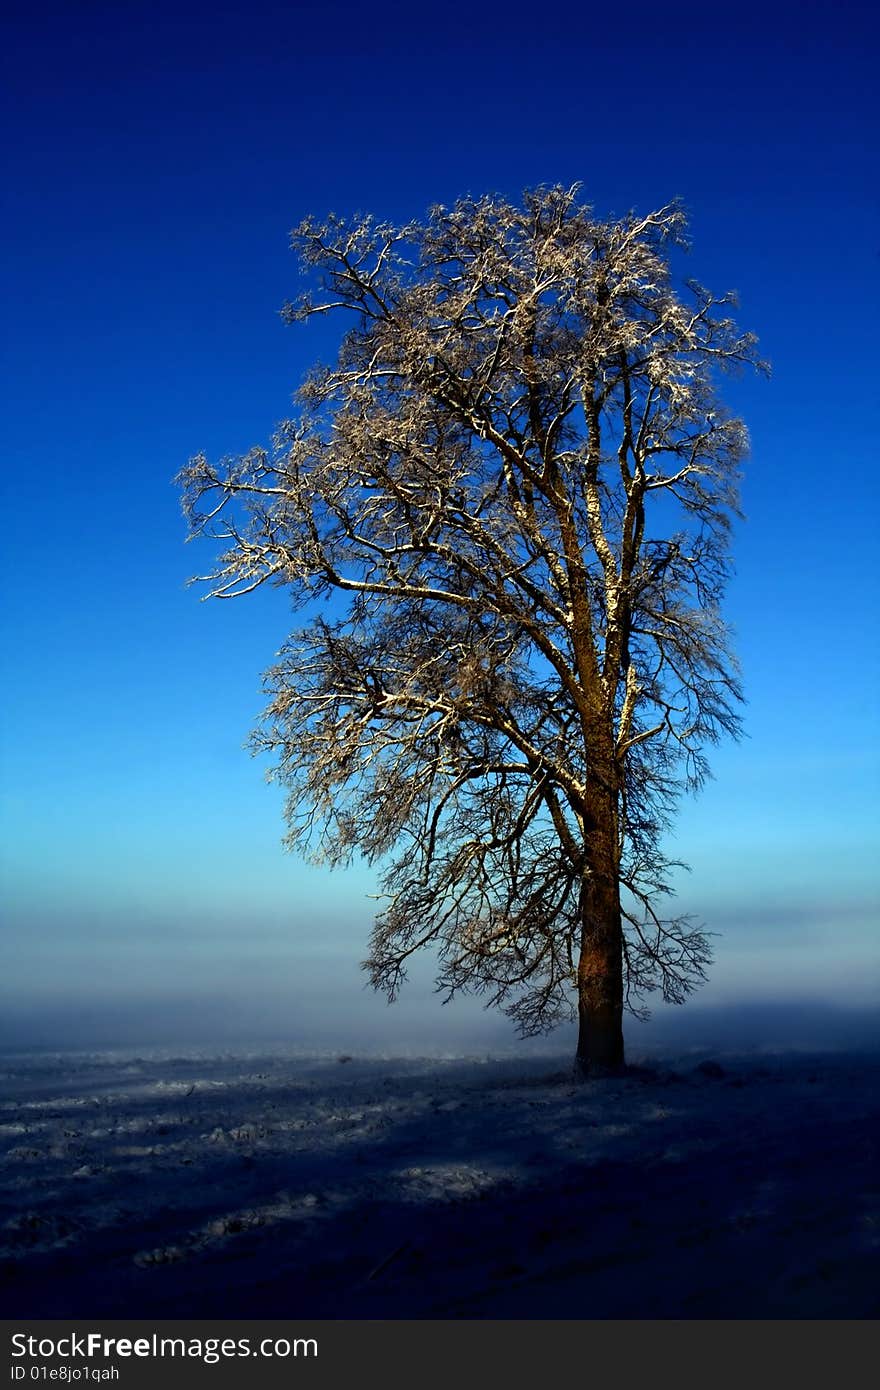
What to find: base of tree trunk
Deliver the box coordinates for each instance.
[575,1001,625,1078]
[572,1056,628,1081]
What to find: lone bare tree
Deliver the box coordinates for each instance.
[179,186,763,1074]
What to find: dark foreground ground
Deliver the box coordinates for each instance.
[1,1048,878,1318]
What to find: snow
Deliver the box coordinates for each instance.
[1,1046,877,1317]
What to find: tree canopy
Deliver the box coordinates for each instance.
[179,185,764,1071]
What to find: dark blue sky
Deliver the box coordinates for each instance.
[2,0,877,1049]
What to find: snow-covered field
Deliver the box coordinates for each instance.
[1,1046,878,1318]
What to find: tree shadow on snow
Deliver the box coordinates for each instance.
[1,1047,878,1319]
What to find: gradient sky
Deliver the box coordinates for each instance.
[2,0,877,1052]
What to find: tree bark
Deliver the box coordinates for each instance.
[576,881,625,1074]
[575,770,625,1076]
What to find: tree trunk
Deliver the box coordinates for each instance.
[575,773,625,1077]
[575,869,625,1075]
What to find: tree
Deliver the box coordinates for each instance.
[179,185,764,1075]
